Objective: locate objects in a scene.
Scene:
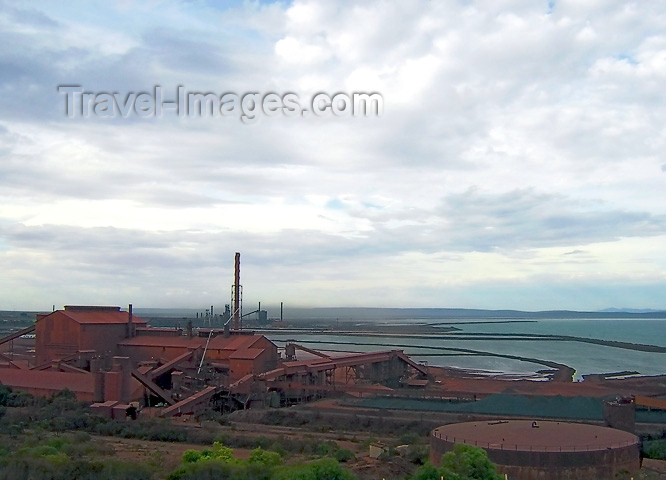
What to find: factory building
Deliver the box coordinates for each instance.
[0,302,427,416]
[35,305,146,365]
[118,331,278,383]
[430,420,641,480]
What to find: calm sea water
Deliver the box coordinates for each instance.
[266,318,666,380]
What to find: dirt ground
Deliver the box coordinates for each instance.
[643,459,666,476]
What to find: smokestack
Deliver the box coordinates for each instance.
[233,252,240,330]
[280,302,283,322]
[211,305,214,319]
[127,304,133,338]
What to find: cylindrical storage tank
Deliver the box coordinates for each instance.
[430,420,640,480]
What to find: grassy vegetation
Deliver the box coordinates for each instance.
[0,430,153,480]
[0,384,368,480]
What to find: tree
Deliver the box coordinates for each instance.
[439,444,503,480]
[412,461,440,480]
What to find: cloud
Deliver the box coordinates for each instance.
[1,1,665,310]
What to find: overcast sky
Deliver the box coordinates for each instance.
[1,1,665,312]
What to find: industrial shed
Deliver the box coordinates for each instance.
[35,305,146,365]
[117,331,278,383]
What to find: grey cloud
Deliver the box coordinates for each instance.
[0,3,60,28]
[346,189,666,254]
[435,189,666,251]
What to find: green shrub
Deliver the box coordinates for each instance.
[440,444,503,480]
[7,390,35,407]
[183,449,203,463]
[268,441,286,456]
[411,462,440,480]
[406,444,428,465]
[314,441,335,456]
[333,448,355,463]
[643,439,666,460]
[399,432,422,445]
[167,459,238,480]
[249,447,281,467]
[0,385,9,406]
[308,457,356,480]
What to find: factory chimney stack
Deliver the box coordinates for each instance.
[127,304,133,338]
[233,252,241,330]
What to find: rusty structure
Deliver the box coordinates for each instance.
[0,254,429,417]
[232,251,241,330]
[430,420,641,480]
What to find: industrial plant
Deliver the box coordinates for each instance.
[1,252,665,479]
[0,253,429,417]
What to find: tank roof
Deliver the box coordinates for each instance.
[432,420,638,452]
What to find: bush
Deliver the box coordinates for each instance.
[333,448,355,463]
[440,444,503,480]
[412,462,440,480]
[308,457,356,480]
[399,432,422,445]
[314,441,336,456]
[7,390,35,407]
[249,447,282,467]
[167,460,238,480]
[406,444,428,465]
[182,442,235,464]
[643,439,666,460]
[0,385,9,406]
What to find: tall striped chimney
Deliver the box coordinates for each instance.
[127,303,133,338]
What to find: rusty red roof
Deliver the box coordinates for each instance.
[0,369,94,393]
[229,348,265,360]
[119,336,201,348]
[39,307,147,325]
[119,333,266,351]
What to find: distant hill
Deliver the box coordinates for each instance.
[236,306,666,322]
[3,306,666,324]
[131,306,666,321]
[598,307,665,314]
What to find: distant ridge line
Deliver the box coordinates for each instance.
[130,306,666,320]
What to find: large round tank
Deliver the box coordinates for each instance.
[430,420,640,480]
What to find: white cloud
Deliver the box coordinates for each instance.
[0,0,665,310]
